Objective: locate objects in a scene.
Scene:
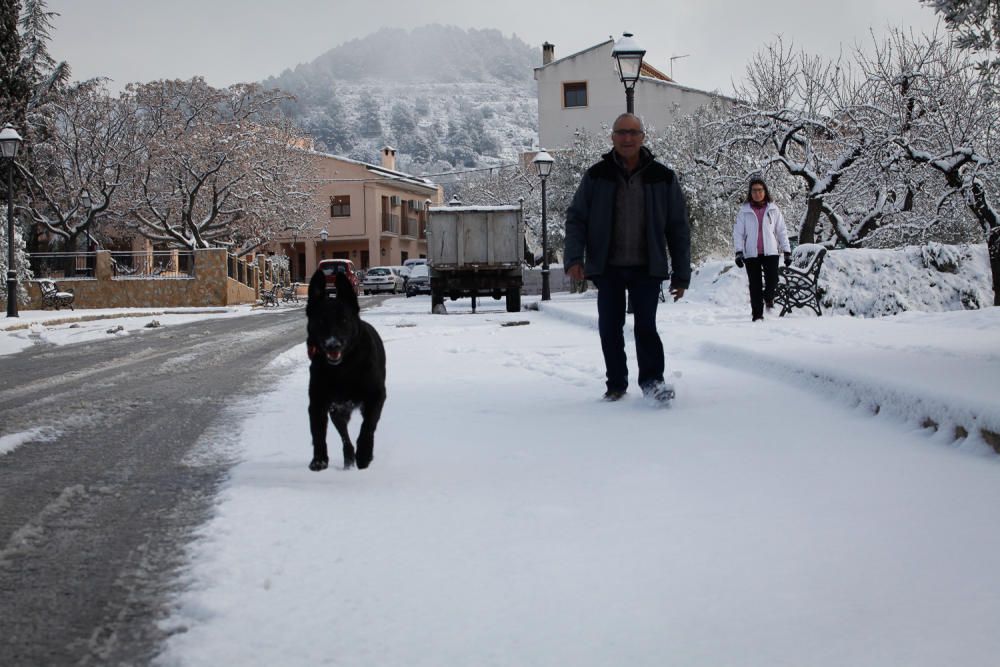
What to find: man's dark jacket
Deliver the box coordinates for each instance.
[564,147,691,288]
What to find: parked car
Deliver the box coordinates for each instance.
[362,266,405,294]
[403,258,428,269]
[405,263,432,297]
[316,259,360,296]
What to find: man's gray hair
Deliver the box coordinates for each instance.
[612,113,644,133]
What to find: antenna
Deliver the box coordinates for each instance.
[669,54,690,79]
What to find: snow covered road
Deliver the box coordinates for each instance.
[156,294,1000,667]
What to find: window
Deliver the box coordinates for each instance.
[330,195,350,217]
[563,82,588,108]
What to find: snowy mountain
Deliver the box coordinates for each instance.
[262,25,539,173]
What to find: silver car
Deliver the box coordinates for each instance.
[362,266,404,294]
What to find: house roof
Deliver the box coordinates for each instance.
[303,149,439,192]
[534,38,674,83]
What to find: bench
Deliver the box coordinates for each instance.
[259,283,281,307]
[281,282,300,303]
[38,279,75,310]
[775,244,827,317]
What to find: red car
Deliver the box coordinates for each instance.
[316,259,361,296]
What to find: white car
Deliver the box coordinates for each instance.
[361,267,404,294]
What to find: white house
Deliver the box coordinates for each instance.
[534,38,730,150]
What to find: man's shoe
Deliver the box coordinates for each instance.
[602,389,627,402]
[641,381,675,405]
[765,299,774,310]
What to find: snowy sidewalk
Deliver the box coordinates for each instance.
[538,291,1000,454]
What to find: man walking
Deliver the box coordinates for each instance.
[564,113,691,403]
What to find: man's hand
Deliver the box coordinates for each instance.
[734,251,745,268]
[567,264,585,282]
[669,287,685,302]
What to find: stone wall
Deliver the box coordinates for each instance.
[21,248,262,310]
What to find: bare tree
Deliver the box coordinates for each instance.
[866,28,1000,302]
[123,78,319,253]
[17,79,139,248]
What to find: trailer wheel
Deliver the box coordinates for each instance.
[505,288,521,312]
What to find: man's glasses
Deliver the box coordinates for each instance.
[613,129,644,137]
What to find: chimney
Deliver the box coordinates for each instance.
[542,42,555,66]
[381,146,397,171]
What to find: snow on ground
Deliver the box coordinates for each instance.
[142,286,998,666]
[3,255,999,665]
[0,305,262,358]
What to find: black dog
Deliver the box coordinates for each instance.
[305,269,386,471]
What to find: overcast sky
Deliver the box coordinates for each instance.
[48,0,942,93]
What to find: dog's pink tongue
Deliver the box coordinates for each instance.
[328,350,342,362]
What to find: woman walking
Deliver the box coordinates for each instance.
[733,176,791,321]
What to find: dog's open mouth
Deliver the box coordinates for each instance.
[325,348,343,364]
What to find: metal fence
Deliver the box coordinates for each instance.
[27,252,97,279]
[110,251,194,278]
[227,253,256,287]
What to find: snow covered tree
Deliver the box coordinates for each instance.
[122,78,320,252]
[0,209,32,305]
[647,101,740,261]
[864,28,1000,303]
[719,39,892,247]
[16,80,140,249]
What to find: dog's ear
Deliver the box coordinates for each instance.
[334,271,359,314]
[307,269,327,313]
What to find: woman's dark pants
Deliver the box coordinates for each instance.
[744,254,780,319]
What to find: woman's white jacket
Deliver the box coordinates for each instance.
[733,202,792,258]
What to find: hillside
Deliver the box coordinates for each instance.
[262,25,540,172]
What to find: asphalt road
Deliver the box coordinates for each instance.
[0,305,310,666]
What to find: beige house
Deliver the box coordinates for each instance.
[270,147,443,282]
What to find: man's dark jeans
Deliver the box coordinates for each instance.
[592,266,665,393]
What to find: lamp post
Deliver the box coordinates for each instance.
[1,124,24,318]
[532,150,554,301]
[611,32,646,113]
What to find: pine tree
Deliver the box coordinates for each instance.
[0,0,29,128]
[18,0,69,108]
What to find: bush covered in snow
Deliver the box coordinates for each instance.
[692,243,992,318]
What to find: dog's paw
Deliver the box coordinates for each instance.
[309,457,329,471]
[355,451,373,470]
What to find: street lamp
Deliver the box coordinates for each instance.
[1,123,24,317]
[532,149,554,301]
[611,32,646,113]
[319,227,328,261]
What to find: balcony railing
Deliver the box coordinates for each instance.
[381,214,400,234]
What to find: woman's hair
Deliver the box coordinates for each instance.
[745,176,772,203]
